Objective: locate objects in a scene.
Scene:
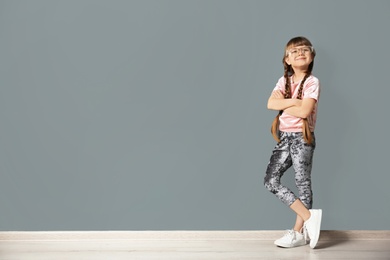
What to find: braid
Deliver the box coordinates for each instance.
[284,66,291,99]
[297,73,314,144]
[297,73,310,99]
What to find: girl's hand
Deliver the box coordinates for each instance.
[271,90,284,99]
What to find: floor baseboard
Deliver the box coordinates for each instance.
[0,230,389,241]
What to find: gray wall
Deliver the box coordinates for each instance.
[0,0,389,231]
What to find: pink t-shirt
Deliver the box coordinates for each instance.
[273,75,320,132]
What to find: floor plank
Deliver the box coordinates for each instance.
[0,238,389,260]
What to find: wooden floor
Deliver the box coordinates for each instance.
[0,231,389,260]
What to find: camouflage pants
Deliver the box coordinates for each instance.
[264,131,316,209]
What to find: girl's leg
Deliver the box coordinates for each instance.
[264,135,296,206]
[293,214,305,232]
[289,134,322,248]
[289,133,316,231]
[290,199,311,222]
[291,133,316,209]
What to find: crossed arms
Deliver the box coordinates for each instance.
[267,90,316,119]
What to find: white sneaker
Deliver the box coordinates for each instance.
[304,209,322,249]
[274,230,307,248]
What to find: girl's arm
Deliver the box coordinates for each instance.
[267,90,300,110]
[284,98,316,118]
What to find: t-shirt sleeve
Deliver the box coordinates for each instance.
[303,78,320,101]
[273,77,285,93]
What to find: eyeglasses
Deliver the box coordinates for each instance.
[286,46,313,57]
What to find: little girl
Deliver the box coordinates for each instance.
[264,36,322,249]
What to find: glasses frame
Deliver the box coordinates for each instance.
[286,46,314,57]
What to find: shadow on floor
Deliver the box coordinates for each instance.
[315,239,349,249]
[315,230,353,249]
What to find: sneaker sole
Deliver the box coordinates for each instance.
[274,241,306,248]
[309,209,322,249]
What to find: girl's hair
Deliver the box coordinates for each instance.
[271,36,316,144]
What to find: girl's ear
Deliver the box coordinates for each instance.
[285,56,291,65]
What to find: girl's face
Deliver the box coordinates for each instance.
[284,45,313,69]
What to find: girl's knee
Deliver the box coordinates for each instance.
[264,176,279,194]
